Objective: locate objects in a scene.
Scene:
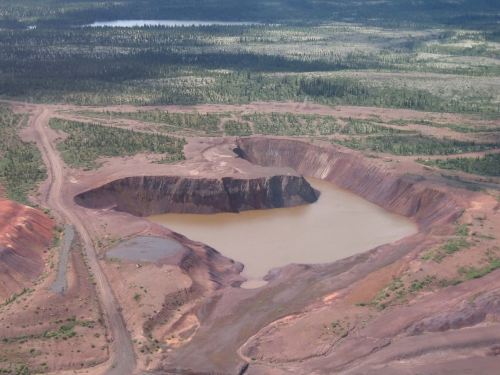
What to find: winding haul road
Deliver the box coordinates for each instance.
[33,108,137,375]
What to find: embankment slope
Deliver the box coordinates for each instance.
[0,198,53,301]
[237,137,458,227]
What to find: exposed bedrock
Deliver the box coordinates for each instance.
[410,289,500,335]
[74,174,318,216]
[0,198,54,301]
[236,137,458,227]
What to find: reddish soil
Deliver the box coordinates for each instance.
[0,198,53,300]
[0,234,109,374]
[2,100,500,375]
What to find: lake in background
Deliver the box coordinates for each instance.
[88,20,258,27]
[149,178,417,289]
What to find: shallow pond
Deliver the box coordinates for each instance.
[106,236,186,262]
[149,178,417,288]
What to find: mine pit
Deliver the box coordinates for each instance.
[149,178,417,288]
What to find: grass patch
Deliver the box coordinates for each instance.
[423,238,472,263]
[2,319,95,343]
[458,249,500,280]
[456,223,470,236]
[409,275,436,293]
[437,278,464,287]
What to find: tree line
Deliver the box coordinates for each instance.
[417,153,500,176]
[49,118,186,170]
[0,108,47,205]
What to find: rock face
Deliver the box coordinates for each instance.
[410,290,500,335]
[0,198,54,301]
[74,175,318,216]
[236,137,457,228]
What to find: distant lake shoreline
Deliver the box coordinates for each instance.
[87,20,260,27]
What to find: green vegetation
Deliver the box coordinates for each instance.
[426,247,500,292]
[2,319,95,343]
[78,110,225,134]
[371,277,407,310]
[458,248,500,280]
[408,275,436,293]
[243,112,315,136]
[316,116,341,135]
[389,119,500,134]
[335,135,500,156]
[52,234,61,249]
[49,118,186,170]
[370,273,454,310]
[417,153,500,176]
[223,120,252,136]
[0,7,498,114]
[0,109,47,205]
[437,278,463,287]
[422,238,472,263]
[3,288,33,307]
[299,77,480,113]
[241,112,341,136]
[329,320,349,338]
[340,117,415,135]
[1,0,500,28]
[456,223,470,237]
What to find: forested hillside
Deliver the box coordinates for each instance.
[1,0,499,27]
[0,0,498,114]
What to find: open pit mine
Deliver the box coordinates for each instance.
[2,116,500,375]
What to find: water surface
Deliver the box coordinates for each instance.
[88,20,257,27]
[106,236,186,261]
[149,179,416,288]
[49,225,74,295]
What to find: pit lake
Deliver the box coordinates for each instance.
[149,178,417,288]
[88,20,257,27]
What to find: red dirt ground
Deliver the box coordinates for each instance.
[1,100,500,375]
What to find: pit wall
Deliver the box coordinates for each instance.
[236,137,459,228]
[74,175,318,217]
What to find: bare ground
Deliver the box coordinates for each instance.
[1,100,500,375]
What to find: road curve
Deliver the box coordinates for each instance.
[33,108,137,375]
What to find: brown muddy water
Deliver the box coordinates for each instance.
[149,178,417,288]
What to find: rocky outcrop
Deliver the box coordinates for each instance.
[236,137,458,227]
[0,198,54,301]
[410,289,500,335]
[74,175,318,216]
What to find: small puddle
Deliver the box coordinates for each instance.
[149,178,417,288]
[105,237,186,262]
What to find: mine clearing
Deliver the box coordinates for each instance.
[0,99,499,375]
[2,1,500,373]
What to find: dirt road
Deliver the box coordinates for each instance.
[33,108,137,375]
